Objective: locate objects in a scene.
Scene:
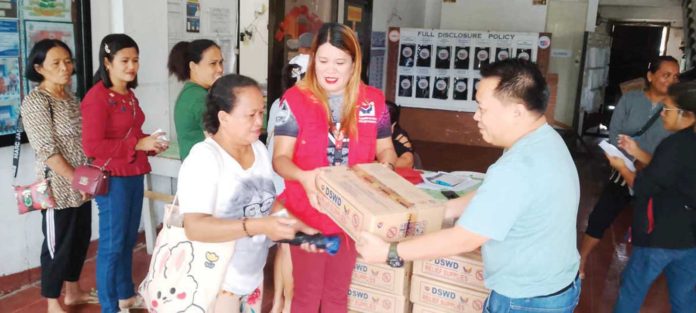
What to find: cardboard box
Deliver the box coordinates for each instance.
[410,275,487,313]
[619,77,645,95]
[411,303,445,313]
[413,251,488,292]
[316,163,446,242]
[348,284,409,313]
[352,257,412,295]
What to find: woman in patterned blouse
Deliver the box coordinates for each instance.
[21,39,97,313]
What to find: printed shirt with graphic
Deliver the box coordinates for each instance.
[177,138,276,295]
[273,94,391,165]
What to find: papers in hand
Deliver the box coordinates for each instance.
[599,140,636,172]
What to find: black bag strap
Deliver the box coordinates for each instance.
[13,100,53,180]
[629,106,663,137]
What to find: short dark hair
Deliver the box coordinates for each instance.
[480,59,548,114]
[204,74,260,134]
[25,39,74,82]
[94,33,139,89]
[668,81,696,114]
[386,100,400,125]
[167,39,220,82]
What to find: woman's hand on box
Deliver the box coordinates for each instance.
[299,169,322,211]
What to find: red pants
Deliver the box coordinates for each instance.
[290,235,357,313]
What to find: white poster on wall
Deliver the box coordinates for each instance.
[395,28,540,112]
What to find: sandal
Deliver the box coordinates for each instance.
[119,294,146,310]
[64,288,100,305]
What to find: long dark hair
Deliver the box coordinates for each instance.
[168,39,220,82]
[94,33,139,89]
[204,74,260,134]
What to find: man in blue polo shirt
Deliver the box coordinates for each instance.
[357,59,581,312]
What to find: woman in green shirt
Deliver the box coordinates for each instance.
[168,39,224,159]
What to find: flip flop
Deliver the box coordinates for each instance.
[65,288,100,305]
[119,294,147,310]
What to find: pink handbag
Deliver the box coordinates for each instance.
[72,164,110,195]
[12,113,56,214]
[14,179,57,214]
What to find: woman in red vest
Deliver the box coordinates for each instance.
[273,23,397,312]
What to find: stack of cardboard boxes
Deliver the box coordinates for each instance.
[410,252,488,312]
[347,258,412,313]
[317,164,488,312]
[315,163,446,313]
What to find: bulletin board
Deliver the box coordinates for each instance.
[386,27,551,112]
[0,0,91,146]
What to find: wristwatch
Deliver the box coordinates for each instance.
[386,242,404,268]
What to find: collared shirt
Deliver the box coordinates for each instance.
[456,124,580,298]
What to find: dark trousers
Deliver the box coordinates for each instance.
[40,201,92,298]
[585,179,632,239]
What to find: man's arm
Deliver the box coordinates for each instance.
[444,191,476,219]
[357,225,488,264]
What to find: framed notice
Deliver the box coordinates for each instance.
[22,0,71,22]
[390,28,541,112]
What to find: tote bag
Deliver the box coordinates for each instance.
[138,198,236,312]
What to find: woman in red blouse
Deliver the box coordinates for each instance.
[81,34,167,313]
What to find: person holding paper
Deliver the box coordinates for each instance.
[579,56,678,276]
[81,34,168,313]
[606,81,696,313]
[358,59,582,313]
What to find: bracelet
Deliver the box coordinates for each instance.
[241,218,251,237]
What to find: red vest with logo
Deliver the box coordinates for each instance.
[277,84,385,235]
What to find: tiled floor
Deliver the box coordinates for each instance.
[0,140,671,312]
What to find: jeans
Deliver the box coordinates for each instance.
[95,175,144,313]
[613,246,696,313]
[484,275,581,313]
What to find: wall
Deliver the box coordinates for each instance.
[0,145,46,276]
[440,0,548,32]
[394,0,554,146]
[547,0,589,126]
[239,0,269,87]
[1,0,240,277]
[371,0,437,89]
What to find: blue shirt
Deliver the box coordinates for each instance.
[456,124,580,298]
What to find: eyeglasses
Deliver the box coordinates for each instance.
[662,107,683,114]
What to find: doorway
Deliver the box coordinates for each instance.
[604,23,669,122]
